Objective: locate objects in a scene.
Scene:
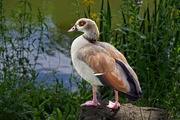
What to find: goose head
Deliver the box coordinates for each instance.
[68,18,99,43]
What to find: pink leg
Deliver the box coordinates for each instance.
[107,90,120,109]
[81,86,100,106]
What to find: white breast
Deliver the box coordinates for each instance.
[71,35,103,86]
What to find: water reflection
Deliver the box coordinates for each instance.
[34,15,78,91]
[3,0,83,91]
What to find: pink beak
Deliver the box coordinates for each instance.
[68,25,77,32]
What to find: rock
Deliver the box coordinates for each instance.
[79,101,170,120]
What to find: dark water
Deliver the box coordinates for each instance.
[4,0,152,29]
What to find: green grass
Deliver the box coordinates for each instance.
[0,0,180,119]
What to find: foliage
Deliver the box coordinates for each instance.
[77,0,180,119]
[117,0,180,118]
[0,0,93,119]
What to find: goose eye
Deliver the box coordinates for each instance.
[79,20,86,26]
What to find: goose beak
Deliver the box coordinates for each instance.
[68,25,77,32]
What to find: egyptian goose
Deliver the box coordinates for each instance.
[68,18,142,109]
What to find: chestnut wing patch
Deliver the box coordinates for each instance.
[77,44,130,93]
[77,44,115,73]
[96,42,139,81]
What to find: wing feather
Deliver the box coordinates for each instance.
[96,42,139,82]
[77,43,130,92]
[77,42,142,100]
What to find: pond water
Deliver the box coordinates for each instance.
[4,0,152,29]
[3,0,151,91]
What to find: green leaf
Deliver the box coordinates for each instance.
[56,108,63,120]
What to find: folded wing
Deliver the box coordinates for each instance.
[77,42,142,100]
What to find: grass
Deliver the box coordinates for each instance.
[0,0,180,119]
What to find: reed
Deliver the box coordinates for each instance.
[0,0,93,119]
[0,0,51,119]
[116,0,179,118]
[75,0,180,119]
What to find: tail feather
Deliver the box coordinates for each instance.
[115,59,143,101]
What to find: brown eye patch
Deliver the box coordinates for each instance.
[79,20,86,26]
